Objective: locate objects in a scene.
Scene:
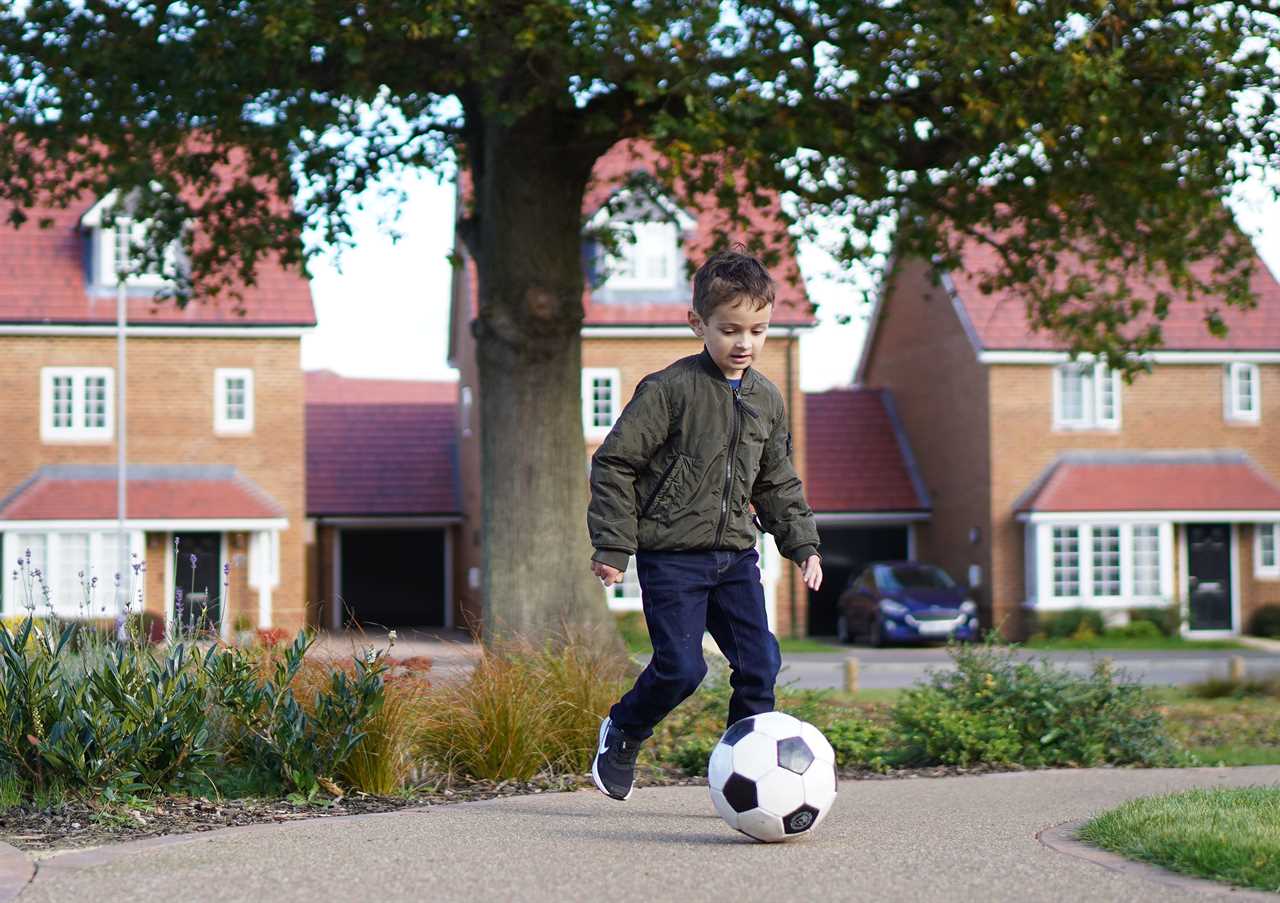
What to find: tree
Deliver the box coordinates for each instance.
[1,1,1276,639]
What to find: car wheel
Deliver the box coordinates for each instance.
[836,613,851,644]
[868,617,886,648]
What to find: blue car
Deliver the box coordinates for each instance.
[835,561,980,646]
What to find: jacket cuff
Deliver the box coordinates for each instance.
[790,545,820,567]
[592,549,631,572]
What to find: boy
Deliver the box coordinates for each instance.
[586,247,823,801]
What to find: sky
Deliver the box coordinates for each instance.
[300,171,1280,393]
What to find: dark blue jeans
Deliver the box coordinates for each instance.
[609,548,781,741]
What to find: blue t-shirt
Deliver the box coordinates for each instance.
[728,378,742,390]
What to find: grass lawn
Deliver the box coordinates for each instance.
[615,613,842,655]
[1024,635,1245,651]
[1077,787,1280,893]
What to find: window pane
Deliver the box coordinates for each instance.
[55,533,91,617]
[83,376,107,429]
[52,376,74,428]
[1096,365,1115,423]
[1262,524,1277,569]
[96,532,128,615]
[1059,367,1086,422]
[1235,365,1256,414]
[1051,526,1080,597]
[1133,525,1161,596]
[591,377,613,428]
[225,377,246,421]
[1092,526,1121,597]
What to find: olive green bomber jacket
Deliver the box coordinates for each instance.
[588,347,820,572]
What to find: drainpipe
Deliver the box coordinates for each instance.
[785,327,797,638]
[115,219,129,615]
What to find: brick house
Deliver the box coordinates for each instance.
[448,141,820,636]
[0,193,314,634]
[858,242,1280,638]
[304,371,462,631]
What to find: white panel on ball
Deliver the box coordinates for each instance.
[730,732,778,782]
[754,769,806,817]
[736,808,787,843]
[709,786,739,830]
[707,743,734,791]
[751,711,805,741]
[802,763,838,812]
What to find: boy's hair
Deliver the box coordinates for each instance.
[691,246,775,320]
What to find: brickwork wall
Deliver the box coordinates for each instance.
[988,362,1280,635]
[860,260,997,628]
[0,335,307,632]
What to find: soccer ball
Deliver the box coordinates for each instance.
[707,711,838,842]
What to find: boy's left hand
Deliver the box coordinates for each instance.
[801,555,822,591]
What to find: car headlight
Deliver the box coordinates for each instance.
[960,600,978,616]
[879,599,909,618]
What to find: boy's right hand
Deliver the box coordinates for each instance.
[591,560,624,587]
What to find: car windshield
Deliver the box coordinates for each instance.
[884,565,956,591]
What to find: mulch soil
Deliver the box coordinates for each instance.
[2,763,1023,854]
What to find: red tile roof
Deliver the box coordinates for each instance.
[804,388,930,513]
[0,466,285,520]
[948,241,1280,351]
[1015,451,1280,513]
[0,201,316,326]
[305,370,459,405]
[306,376,459,516]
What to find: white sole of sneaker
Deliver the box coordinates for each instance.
[591,717,633,801]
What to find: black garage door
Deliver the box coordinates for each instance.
[807,526,909,636]
[341,529,447,628]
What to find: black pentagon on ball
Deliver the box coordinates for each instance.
[783,804,820,835]
[722,773,758,813]
[776,736,815,775]
[720,717,756,747]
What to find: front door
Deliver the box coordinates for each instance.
[175,532,222,634]
[1187,524,1232,631]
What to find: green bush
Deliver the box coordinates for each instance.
[1035,609,1105,640]
[823,718,891,771]
[1107,619,1164,641]
[1128,605,1181,637]
[1250,604,1280,639]
[890,640,1173,768]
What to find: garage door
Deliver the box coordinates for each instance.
[341,528,447,628]
[807,526,909,636]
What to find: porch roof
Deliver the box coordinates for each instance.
[0,465,286,521]
[1014,451,1280,515]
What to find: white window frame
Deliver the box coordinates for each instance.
[1256,523,1280,579]
[1224,362,1260,424]
[1,529,145,618]
[1032,521,1173,609]
[1052,362,1121,430]
[40,367,114,442]
[582,368,621,440]
[603,221,681,291]
[214,368,255,435]
[1090,524,1123,600]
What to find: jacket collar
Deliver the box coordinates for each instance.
[697,345,757,394]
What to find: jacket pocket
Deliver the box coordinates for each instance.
[639,453,691,523]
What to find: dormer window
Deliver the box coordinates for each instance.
[606,221,680,291]
[80,190,183,290]
[586,179,695,295]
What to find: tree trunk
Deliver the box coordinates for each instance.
[469,116,617,644]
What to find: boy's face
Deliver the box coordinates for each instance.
[688,296,772,379]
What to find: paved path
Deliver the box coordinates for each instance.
[11,767,1280,902]
[776,646,1280,690]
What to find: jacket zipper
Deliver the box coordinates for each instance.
[640,454,681,518]
[714,386,746,547]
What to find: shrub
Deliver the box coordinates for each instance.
[338,676,425,795]
[1107,620,1164,641]
[1128,605,1181,638]
[890,640,1173,768]
[1035,609,1105,640]
[1186,674,1280,700]
[1250,604,1280,639]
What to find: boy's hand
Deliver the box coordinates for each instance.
[801,555,823,591]
[591,560,624,587]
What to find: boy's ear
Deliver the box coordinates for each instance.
[687,309,704,336]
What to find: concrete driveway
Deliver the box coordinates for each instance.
[9,767,1279,902]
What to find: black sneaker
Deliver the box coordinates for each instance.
[591,716,642,801]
